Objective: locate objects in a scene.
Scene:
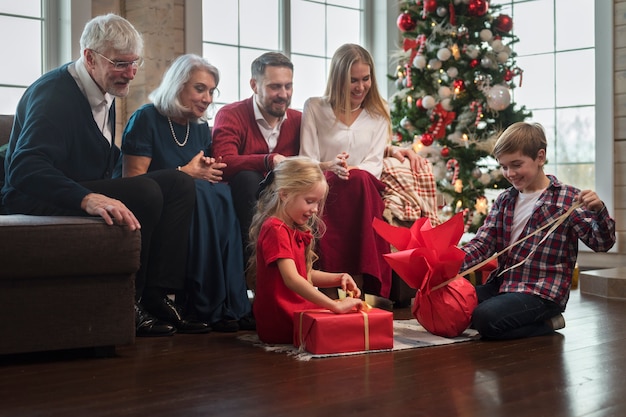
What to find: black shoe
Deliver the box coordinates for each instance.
[142,295,210,334]
[211,319,239,333]
[238,314,256,331]
[135,303,176,337]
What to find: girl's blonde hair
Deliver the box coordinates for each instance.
[325,43,391,130]
[246,157,328,289]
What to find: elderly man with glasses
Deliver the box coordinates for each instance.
[1,14,207,337]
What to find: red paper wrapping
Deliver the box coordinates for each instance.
[373,212,478,337]
[293,308,393,354]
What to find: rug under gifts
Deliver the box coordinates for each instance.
[238,319,479,361]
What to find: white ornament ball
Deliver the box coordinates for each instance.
[422,95,436,109]
[401,117,415,132]
[413,55,427,70]
[466,45,480,59]
[441,98,454,111]
[479,173,492,185]
[481,57,493,68]
[438,86,453,99]
[491,39,505,53]
[437,48,452,61]
[480,29,493,42]
[497,51,510,63]
[472,167,483,179]
[428,59,442,70]
[485,85,511,111]
[447,67,459,78]
[437,6,448,17]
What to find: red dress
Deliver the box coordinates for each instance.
[253,217,318,344]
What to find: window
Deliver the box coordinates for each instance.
[0,1,43,114]
[200,0,365,112]
[492,0,600,193]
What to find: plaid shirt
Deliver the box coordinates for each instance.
[461,175,616,309]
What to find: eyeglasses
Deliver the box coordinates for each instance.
[92,50,144,71]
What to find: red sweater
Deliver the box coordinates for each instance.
[212,97,302,180]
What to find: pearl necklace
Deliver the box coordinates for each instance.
[168,117,189,147]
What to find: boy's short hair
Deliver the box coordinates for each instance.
[493,122,548,160]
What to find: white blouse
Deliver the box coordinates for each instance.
[299,97,389,178]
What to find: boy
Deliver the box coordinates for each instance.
[461,122,615,339]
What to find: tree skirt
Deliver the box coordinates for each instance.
[238,319,479,361]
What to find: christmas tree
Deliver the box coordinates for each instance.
[390,0,531,232]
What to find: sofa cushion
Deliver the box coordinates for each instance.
[0,215,141,279]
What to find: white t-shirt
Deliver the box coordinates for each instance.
[510,189,544,243]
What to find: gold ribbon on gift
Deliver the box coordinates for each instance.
[297,309,371,352]
[430,202,582,292]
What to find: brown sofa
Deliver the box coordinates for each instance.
[0,114,140,356]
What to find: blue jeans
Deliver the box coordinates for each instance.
[472,279,563,340]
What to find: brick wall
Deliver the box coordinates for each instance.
[92,0,185,144]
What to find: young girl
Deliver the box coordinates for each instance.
[247,156,364,344]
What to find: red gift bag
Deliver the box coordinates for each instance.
[373,212,477,337]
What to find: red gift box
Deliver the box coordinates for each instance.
[293,308,394,355]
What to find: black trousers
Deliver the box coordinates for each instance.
[229,170,264,262]
[22,170,195,301]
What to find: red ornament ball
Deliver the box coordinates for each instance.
[494,14,513,33]
[504,69,514,82]
[420,133,434,147]
[423,0,438,13]
[453,79,466,92]
[469,59,479,68]
[394,132,404,142]
[441,147,450,157]
[397,12,417,32]
[468,0,489,16]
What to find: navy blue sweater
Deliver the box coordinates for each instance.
[1,63,119,213]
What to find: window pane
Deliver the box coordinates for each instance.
[512,54,555,109]
[327,0,361,7]
[202,0,238,44]
[0,16,41,85]
[239,48,264,99]
[203,43,240,104]
[0,87,26,114]
[556,49,594,107]
[555,106,595,164]
[0,1,40,17]
[291,0,325,56]
[291,54,328,110]
[555,163,595,191]
[512,0,554,56]
[529,108,556,167]
[240,0,280,49]
[326,6,361,56]
[555,0,594,50]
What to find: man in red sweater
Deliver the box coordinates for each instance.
[212,52,301,265]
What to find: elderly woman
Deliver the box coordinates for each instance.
[121,54,254,332]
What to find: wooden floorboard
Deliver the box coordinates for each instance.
[1,288,626,417]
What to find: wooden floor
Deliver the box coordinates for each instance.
[1,287,626,417]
